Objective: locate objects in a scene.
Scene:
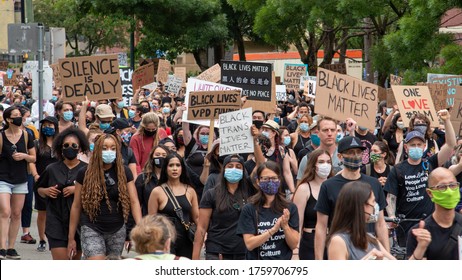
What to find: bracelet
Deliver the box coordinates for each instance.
[267,230,273,237]
[412,253,423,260]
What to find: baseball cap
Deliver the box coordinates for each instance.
[111,118,131,130]
[337,136,366,153]
[95,104,115,118]
[39,116,59,127]
[405,131,425,143]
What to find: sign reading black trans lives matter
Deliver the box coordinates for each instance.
[221,61,272,102]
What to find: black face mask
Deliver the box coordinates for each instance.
[145,130,157,137]
[11,117,23,127]
[286,107,293,113]
[152,157,164,168]
[253,120,263,129]
[62,147,79,160]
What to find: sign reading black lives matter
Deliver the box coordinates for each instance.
[188,90,241,120]
[59,54,121,102]
[315,68,378,130]
[221,60,272,102]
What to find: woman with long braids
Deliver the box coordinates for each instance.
[148,153,199,259]
[67,134,142,260]
[36,127,89,260]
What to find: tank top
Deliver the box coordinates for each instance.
[158,191,193,237]
[303,182,317,228]
[293,134,310,157]
[335,232,379,260]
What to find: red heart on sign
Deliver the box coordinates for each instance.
[408,100,415,109]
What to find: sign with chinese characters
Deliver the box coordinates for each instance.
[221,60,272,102]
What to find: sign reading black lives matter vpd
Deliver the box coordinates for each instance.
[221,61,272,102]
[59,54,122,102]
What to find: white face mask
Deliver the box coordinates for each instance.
[366,203,380,223]
[316,163,332,179]
[396,121,405,130]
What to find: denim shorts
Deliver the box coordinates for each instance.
[0,181,28,194]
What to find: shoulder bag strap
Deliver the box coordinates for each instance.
[160,183,187,226]
[0,131,3,155]
[440,214,462,257]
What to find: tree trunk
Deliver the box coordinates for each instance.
[236,35,246,61]
[364,18,374,83]
[193,49,209,72]
[320,28,336,67]
[338,30,348,64]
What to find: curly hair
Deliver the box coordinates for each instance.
[52,127,89,161]
[81,134,130,223]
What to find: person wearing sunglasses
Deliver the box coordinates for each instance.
[407,167,462,260]
[35,127,89,260]
[237,161,299,260]
[193,154,256,260]
[0,106,36,260]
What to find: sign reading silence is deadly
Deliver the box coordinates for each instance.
[59,54,121,102]
[188,90,241,120]
[315,68,378,130]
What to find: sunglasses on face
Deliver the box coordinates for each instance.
[63,143,79,149]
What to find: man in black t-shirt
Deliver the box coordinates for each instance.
[407,168,462,260]
[385,109,456,247]
[314,136,389,260]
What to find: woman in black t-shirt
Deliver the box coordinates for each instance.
[0,106,36,260]
[192,154,255,260]
[148,153,199,259]
[36,127,88,260]
[361,141,394,188]
[68,134,142,260]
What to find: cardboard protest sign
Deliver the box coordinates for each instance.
[392,85,438,127]
[132,63,154,91]
[183,78,242,127]
[390,74,403,85]
[2,71,19,86]
[59,54,121,102]
[51,63,62,88]
[304,80,316,98]
[0,61,8,71]
[386,88,396,106]
[187,90,241,120]
[315,68,378,130]
[174,67,187,85]
[429,75,462,106]
[284,64,307,91]
[323,63,347,74]
[142,82,157,91]
[428,83,449,111]
[378,86,387,101]
[221,60,273,112]
[156,59,171,84]
[196,63,221,83]
[165,75,183,95]
[276,85,287,101]
[300,76,316,90]
[119,67,133,106]
[219,107,254,156]
[450,87,462,137]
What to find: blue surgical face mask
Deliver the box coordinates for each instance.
[51,96,58,102]
[311,133,320,146]
[102,150,117,164]
[199,135,209,145]
[262,131,270,139]
[283,136,291,146]
[128,110,136,118]
[299,123,309,132]
[273,117,280,124]
[408,147,423,160]
[99,122,110,131]
[117,101,125,109]
[162,107,171,114]
[224,168,243,183]
[336,132,344,143]
[63,111,74,122]
[89,143,95,152]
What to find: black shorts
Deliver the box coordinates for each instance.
[34,190,47,211]
[47,234,81,251]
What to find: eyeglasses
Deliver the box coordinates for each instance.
[63,143,79,149]
[259,177,279,182]
[100,120,112,124]
[429,182,460,191]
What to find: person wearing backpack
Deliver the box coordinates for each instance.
[407,167,462,260]
[384,109,456,247]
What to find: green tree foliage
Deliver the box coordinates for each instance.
[33,0,130,56]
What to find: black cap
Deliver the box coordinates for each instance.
[222,154,245,167]
[39,116,58,127]
[111,118,131,130]
[337,136,366,153]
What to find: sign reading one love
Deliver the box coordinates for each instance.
[392,85,438,127]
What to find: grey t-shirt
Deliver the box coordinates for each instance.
[334,232,379,260]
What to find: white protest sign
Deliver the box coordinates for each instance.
[300,75,316,89]
[23,61,53,100]
[276,85,287,101]
[305,80,316,98]
[219,107,254,156]
[183,78,242,127]
[165,75,183,95]
[142,82,158,91]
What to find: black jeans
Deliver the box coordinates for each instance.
[21,174,34,228]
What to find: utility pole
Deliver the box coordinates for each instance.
[38,23,44,122]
